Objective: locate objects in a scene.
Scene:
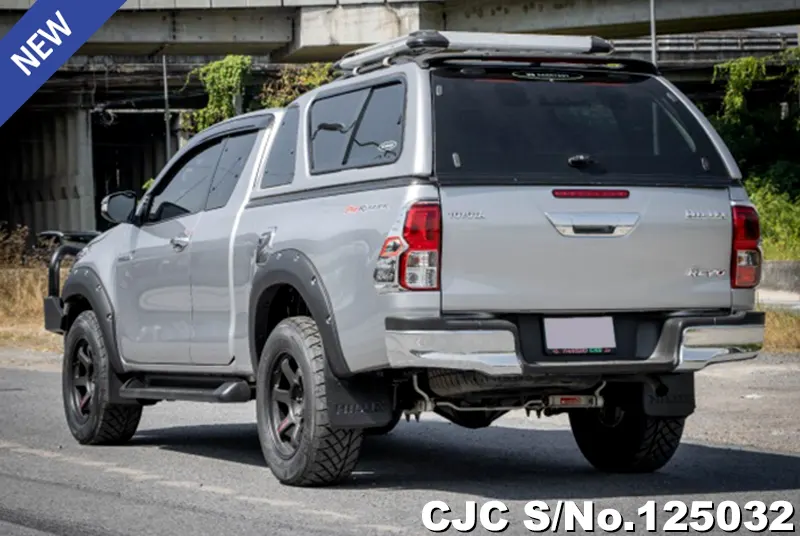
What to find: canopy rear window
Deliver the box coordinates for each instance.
[431,67,730,183]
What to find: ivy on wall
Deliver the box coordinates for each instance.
[179,55,253,134]
[713,48,800,122]
[259,62,334,109]
[179,58,333,135]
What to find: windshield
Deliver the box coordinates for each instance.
[431,67,729,182]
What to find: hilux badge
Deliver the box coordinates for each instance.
[687,268,727,278]
[685,210,726,220]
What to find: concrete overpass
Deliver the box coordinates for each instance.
[1,0,800,59]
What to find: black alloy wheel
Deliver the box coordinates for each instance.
[67,339,96,423]
[268,353,305,457]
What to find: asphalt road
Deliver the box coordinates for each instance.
[1,348,799,535]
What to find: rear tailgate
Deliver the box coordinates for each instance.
[439,185,732,312]
[430,64,738,314]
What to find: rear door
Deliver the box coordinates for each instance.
[189,128,262,366]
[431,66,735,313]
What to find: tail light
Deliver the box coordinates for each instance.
[731,205,761,289]
[374,201,441,291]
[399,202,441,290]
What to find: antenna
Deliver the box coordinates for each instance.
[333,30,614,74]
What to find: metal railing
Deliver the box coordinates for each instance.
[612,33,798,54]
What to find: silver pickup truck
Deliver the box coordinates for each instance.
[44,30,765,487]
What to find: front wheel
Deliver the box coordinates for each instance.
[62,310,142,445]
[569,403,684,473]
[256,316,363,487]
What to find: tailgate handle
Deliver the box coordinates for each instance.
[571,224,617,235]
[544,212,640,237]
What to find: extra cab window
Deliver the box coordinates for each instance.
[261,107,299,189]
[309,81,405,174]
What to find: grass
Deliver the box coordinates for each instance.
[0,224,798,356]
[763,309,800,351]
[0,267,63,353]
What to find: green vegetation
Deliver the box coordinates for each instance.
[179,58,332,135]
[713,48,800,260]
[180,55,253,134]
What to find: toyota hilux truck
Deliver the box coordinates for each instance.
[44,30,765,487]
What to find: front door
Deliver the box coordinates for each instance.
[115,140,224,365]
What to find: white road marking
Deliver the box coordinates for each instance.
[10,447,61,458]
[60,457,117,467]
[359,524,408,534]
[199,485,236,495]
[0,440,385,527]
[104,467,152,477]
[235,495,302,507]
[297,508,358,521]
[157,480,200,489]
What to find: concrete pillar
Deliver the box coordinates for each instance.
[284,1,445,62]
[41,115,56,236]
[27,113,41,237]
[54,113,71,231]
[74,110,96,232]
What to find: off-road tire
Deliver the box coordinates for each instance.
[569,405,684,473]
[364,409,402,436]
[256,316,363,486]
[62,310,142,445]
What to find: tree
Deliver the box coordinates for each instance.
[712,48,800,199]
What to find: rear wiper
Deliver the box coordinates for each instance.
[567,154,595,168]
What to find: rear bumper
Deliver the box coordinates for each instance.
[384,311,765,376]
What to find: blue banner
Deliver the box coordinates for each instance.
[0,0,125,126]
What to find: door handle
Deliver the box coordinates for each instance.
[544,212,640,237]
[170,235,190,251]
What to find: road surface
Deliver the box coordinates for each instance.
[1,348,799,535]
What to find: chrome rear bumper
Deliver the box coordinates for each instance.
[385,312,765,377]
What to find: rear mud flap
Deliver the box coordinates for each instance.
[642,373,696,418]
[325,367,394,428]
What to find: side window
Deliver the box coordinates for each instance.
[309,81,405,173]
[147,141,223,224]
[206,131,259,210]
[260,107,299,189]
[309,88,370,173]
[346,83,405,168]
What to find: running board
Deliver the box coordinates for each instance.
[119,376,252,403]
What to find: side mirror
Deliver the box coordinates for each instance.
[100,191,137,224]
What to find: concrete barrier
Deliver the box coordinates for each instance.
[761,261,800,293]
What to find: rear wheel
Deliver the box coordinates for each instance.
[569,403,684,473]
[256,316,363,486]
[62,310,142,445]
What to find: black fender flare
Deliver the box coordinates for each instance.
[62,266,126,376]
[248,248,351,379]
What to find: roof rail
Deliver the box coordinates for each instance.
[333,30,614,75]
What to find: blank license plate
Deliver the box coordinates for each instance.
[543,316,616,355]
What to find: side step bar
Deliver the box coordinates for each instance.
[119,376,252,403]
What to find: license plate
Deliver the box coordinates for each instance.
[543,316,616,355]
